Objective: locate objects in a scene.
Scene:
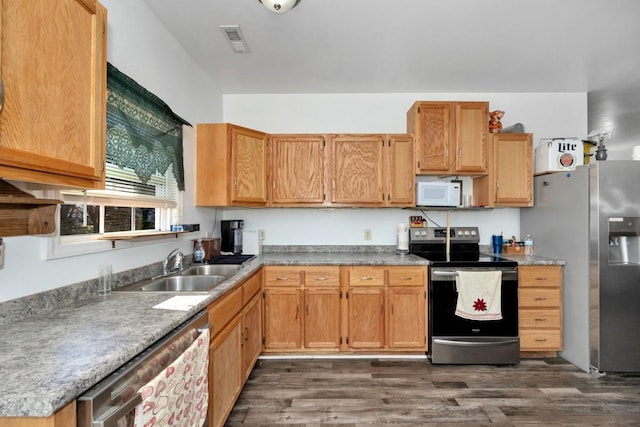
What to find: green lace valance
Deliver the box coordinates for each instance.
[106,63,191,190]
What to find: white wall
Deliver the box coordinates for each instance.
[0,0,222,302]
[222,93,588,246]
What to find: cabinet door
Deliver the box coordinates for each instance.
[304,288,341,349]
[330,135,385,205]
[0,0,106,188]
[409,102,452,174]
[242,292,262,381]
[264,287,302,349]
[209,315,243,427]
[388,287,426,349]
[270,135,326,206]
[348,287,385,349]
[494,133,533,206]
[232,126,268,204]
[455,102,488,173]
[387,134,415,206]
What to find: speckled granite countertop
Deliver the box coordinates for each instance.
[0,249,564,418]
[0,250,429,418]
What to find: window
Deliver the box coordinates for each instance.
[48,63,190,259]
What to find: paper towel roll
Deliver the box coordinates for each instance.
[633,145,640,160]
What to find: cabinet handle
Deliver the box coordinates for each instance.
[535,338,547,342]
[458,148,462,158]
[295,305,299,319]
[315,277,329,281]
[380,304,384,315]
[535,277,548,281]
[306,304,309,316]
[534,318,547,322]
[276,276,289,281]
[0,76,3,112]
[240,330,244,347]
[534,297,547,301]
[360,277,373,281]
[400,276,412,280]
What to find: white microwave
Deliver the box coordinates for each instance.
[416,181,461,207]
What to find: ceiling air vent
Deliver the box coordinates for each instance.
[219,25,250,53]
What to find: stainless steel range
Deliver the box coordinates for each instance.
[410,226,520,365]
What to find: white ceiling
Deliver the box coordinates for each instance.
[141,0,640,95]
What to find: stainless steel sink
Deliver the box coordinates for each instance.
[114,275,228,293]
[179,264,242,277]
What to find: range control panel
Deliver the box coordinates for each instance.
[409,226,480,243]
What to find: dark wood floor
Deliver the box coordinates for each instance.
[226,357,640,426]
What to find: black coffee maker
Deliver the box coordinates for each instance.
[221,220,243,254]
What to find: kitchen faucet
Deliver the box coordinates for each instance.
[162,248,184,276]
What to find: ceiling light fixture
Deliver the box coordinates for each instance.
[258,0,299,14]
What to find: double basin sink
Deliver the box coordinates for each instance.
[114,264,242,293]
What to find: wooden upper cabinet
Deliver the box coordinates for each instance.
[455,102,488,174]
[473,133,533,207]
[387,134,415,206]
[407,101,488,176]
[195,123,268,207]
[329,134,385,206]
[0,0,107,189]
[269,134,326,207]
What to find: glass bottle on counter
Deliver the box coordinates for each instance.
[524,234,534,255]
[194,239,205,263]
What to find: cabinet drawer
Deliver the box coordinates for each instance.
[209,286,243,337]
[519,288,561,308]
[348,266,385,287]
[304,266,340,287]
[519,309,561,329]
[520,330,562,350]
[519,266,562,287]
[387,267,425,287]
[242,270,262,304]
[265,267,303,287]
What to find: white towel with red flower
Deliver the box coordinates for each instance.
[455,270,503,321]
[133,328,209,427]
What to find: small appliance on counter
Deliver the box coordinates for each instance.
[221,219,243,254]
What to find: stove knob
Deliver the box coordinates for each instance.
[470,230,477,236]
[464,230,470,236]
[421,230,427,236]
[457,230,463,236]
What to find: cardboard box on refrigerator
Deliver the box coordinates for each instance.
[534,138,583,175]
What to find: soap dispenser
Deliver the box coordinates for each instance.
[194,239,205,263]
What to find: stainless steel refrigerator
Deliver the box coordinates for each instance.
[521,161,640,374]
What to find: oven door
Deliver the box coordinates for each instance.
[429,266,520,364]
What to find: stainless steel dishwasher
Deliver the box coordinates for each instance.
[77,311,210,427]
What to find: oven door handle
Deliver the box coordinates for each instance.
[431,270,458,277]
[433,337,519,347]
[93,393,142,427]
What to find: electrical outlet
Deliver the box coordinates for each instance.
[258,229,265,240]
[364,229,372,241]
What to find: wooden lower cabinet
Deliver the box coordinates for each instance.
[263,265,426,353]
[0,401,76,427]
[263,287,302,349]
[242,292,262,381]
[304,287,341,348]
[346,266,427,351]
[518,265,563,354]
[348,286,386,349]
[209,315,243,427]
[263,266,341,352]
[388,286,427,349]
[207,269,263,427]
